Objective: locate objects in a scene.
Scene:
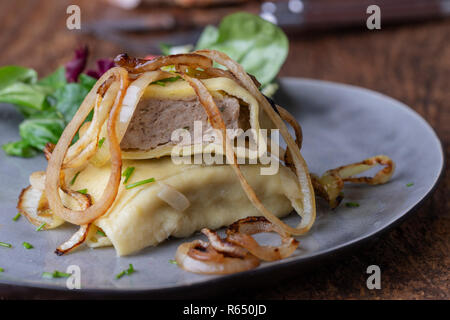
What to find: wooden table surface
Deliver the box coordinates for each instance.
[0,0,448,300]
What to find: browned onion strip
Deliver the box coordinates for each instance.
[17,185,63,229]
[193,49,316,236]
[43,143,55,161]
[311,155,395,209]
[62,93,104,168]
[276,105,302,151]
[176,240,260,275]
[55,224,91,256]
[201,229,247,258]
[114,53,212,74]
[226,217,299,262]
[276,105,303,170]
[45,67,129,226]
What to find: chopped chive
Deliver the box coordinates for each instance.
[42,272,54,279]
[0,242,12,248]
[42,270,71,279]
[345,202,360,208]
[70,172,80,185]
[125,178,155,190]
[116,264,136,280]
[126,264,135,275]
[13,213,21,221]
[96,229,106,237]
[151,76,180,86]
[98,137,106,149]
[122,167,135,184]
[168,259,177,265]
[0,267,4,272]
[36,223,46,231]
[22,242,33,249]
[53,270,71,278]
[406,182,414,187]
[77,188,88,194]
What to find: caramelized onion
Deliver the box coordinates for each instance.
[55,224,91,255]
[114,53,212,74]
[226,217,299,262]
[17,185,64,229]
[45,67,129,225]
[175,240,260,275]
[201,228,247,258]
[311,155,395,208]
[190,49,316,236]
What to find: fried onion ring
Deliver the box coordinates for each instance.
[45,67,129,226]
[226,217,299,262]
[311,155,395,208]
[114,53,212,74]
[176,240,260,275]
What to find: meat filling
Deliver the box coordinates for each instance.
[120,96,248,151]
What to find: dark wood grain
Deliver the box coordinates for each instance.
[0,0,448,300]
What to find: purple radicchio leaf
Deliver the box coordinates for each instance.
[65,46,88,83]
[86,59,115,79]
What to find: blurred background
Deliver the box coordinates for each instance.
[0,0,448,299]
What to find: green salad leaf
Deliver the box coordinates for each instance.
[52,79,93,123]
[195,12,289,87]
[2,140,37,158]
[0,65,96,157]
[19,116,65,150]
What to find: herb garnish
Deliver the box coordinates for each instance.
[406,182,414,187]
[12,213,21,221]
[0,242,12,248]
[0,267,4,272]
[345,202,360,208]
[70,172,80,185]
[125,178,155,190]
[116,264,136,279]
[98,137,106,148]
[42,270,71,279]
[169,259,177,265]
[96,229,106,237]
[151,76,181,87]
[22,242,33,249]
[77,188,88,194]
[36,223,46,231]
[122,166,135,184]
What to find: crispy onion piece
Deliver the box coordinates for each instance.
[17,185,64,229]
[55,224,91,256]
[175,240,260,275]
[114,53,212,74]
[276,105,303,170]
[311,155,395,208]
[45,67,129,226]
[19,171,92,230]
[226,217,299,262]
[313,155,395,208]
[193,49,316,236]
[63,84,118,169]
[201,229,247,258]
[43,143,55,161]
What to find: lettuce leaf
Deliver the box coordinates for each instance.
[195,12,288,87]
